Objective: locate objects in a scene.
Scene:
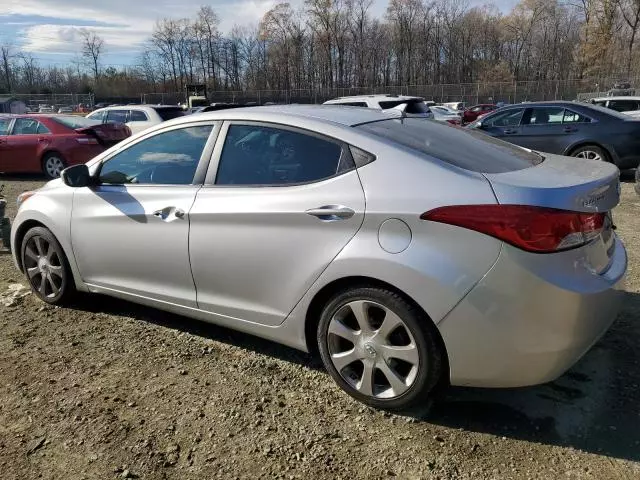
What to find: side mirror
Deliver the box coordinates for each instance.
[61,164,92,188]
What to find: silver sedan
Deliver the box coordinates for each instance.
[11,105,626,410]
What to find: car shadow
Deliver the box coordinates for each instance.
[619,169,635,183]
[0,173,47,183]
[69,290,640,462]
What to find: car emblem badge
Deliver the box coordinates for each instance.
[364,343,377,358]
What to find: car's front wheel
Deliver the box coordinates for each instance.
[317,286,443,411]
[21,226,74,304]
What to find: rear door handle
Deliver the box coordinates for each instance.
[306,205,355,221]
[563,127,577,133]
[153,207,185,220]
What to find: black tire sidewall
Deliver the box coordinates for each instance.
[317,286,441,411]
[21,226,72,304]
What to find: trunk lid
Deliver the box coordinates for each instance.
[484,153,620,272]
[76,123,130,147]
[483,153,620,213]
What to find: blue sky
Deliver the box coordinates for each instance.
[0,0,517,68]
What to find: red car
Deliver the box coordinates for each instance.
[462,104,497,124]
[0,114,130,179]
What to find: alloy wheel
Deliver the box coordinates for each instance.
[327,300,420,399]
[575,150,602,161]
[23,235,64,299]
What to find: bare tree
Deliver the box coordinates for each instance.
[1,44,13,92]
[80,30,105,84]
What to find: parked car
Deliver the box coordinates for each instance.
[430,105,461,124]
[10,105,625,410]
[469,101,640,168]
[37,105,54,114]
[57,106,74,114]
[442,102,465,111]
[0,114,130,178]
[589,96,640,117]
[86,105,186,134]
[462,104,497,124]
[323,95,434,119]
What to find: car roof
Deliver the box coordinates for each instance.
[324,94,423,103]
[166,104,395,128]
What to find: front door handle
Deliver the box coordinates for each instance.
[153,207,185,220]
[503,128,518,135]
[306,205,355,221]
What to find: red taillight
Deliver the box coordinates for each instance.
[76,136,99,145]
[421,205,605,253]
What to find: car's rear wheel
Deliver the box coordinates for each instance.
[571,145,609,162]
[21,226,74,305]
[42,152,66,179]
[317,286,443,411]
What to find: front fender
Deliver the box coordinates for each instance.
[10,188,87,292]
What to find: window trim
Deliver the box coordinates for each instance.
[95,121,221,187]
[203,120,355,188]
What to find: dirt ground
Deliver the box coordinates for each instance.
[0,174,639,480]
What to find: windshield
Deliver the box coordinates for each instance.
[50,116,103,129]
[356,118,542,173]
[379,99,430,113]
[153,107,186,121]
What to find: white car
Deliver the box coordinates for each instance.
[590,96,640,117]
[86,105,186,134]
[431,105,462,123]
[442,102,465,111]
[323,95,434,119]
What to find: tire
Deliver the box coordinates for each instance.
[317,286,443,411]
[42,152,66,179]
[21,226,74,305]
[571,145,609,162]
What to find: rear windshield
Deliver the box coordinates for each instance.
[357,118,542,173]
[379,99,430,114]
[50,116,103,129]
[153,107,186,121]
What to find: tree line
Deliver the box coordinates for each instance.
[1,0,640,99]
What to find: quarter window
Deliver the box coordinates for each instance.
[130,110,149,122]
[99,125,213,185]
[215,124,348,186]
[563,110,591,124]
[106,110,129,124]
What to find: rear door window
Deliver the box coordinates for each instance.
[523,107,564,125]
[0,118,12,135]
[12,118,49,135]
[357,118,541,173]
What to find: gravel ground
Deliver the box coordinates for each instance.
[0,174,639,480]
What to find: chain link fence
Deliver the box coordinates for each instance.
[12,93,95,112]
[141,78,640,107]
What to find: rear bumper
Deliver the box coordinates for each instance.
[438,237,627,388]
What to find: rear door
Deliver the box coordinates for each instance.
[189,121,366,326]
[517,106,571,153]
[4,118,50,172]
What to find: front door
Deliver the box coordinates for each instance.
[479,108,525,141]
[189,122,366,326]
[70,123,216,307]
